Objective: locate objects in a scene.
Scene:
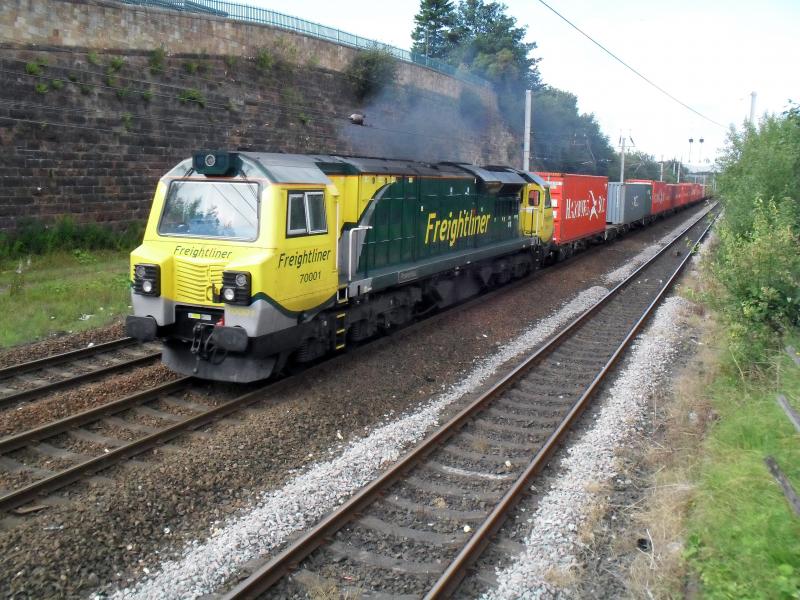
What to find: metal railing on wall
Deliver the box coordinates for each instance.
[117,0,492,88]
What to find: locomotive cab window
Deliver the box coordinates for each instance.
[544,189,552,208]
[158,180,259,240]
[287,191,327,236]
[528,189,540,207]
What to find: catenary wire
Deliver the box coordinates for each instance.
[535,0,726,129]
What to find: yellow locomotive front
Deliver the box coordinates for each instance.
[126,151,340,382]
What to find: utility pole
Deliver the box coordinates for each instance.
[619,135,626,183]
[677,156,682,183]
[523,89,532,171]
[659,155,664,182]
[749,91,757,124]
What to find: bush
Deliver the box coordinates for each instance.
[255,48,273,72]
[51,79,64,90]
[0,217,145,260]
[109,56,125,72]
[717,111,800,238]
[710,199,800,363]
[149,48,166,75]
[709,108,800,366]
[25,61,44,76]
[178,88,206,107]
[346,48,398,101]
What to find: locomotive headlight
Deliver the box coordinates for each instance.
[133,264,160,297]
[221,271,251,305]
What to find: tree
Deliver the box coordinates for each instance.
[531,87,614,175]
[411,0,457,60]
[409,0,620,174]
[450,0,540,90]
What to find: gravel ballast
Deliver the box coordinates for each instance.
[480,295,694,600]
[0,321,126,370]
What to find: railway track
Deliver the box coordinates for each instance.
[220,205,717,599]
[0,338,160,408]
[0,205,711,525]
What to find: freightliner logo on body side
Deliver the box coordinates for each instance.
[425,210,492,247]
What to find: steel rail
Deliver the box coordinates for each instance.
[0,377,194,455]
[0,337,136,379]
[221,204,717,600]
[0,374,305,513]
[0,352,161,408]
[424,214,718,599]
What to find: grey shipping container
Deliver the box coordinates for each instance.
[606,182,652,225]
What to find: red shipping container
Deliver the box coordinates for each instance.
[535,172,608,244]
[627,179,670,215]
[681,183,693,206]
[666,184,679,210]
[695,183,705,201]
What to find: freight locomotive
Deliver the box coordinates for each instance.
[125,151,706,382]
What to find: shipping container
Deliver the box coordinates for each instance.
[534,172,608,245]
[628,179,670,215]
[606,182,652,225]
[666,184,679,210]
[694,183,705,202]
[680,183,694,207]
[669,183,685,208]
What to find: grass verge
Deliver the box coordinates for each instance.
[685,332,800,598]
[0,250,130,348]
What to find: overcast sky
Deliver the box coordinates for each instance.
[253,0,799,169]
